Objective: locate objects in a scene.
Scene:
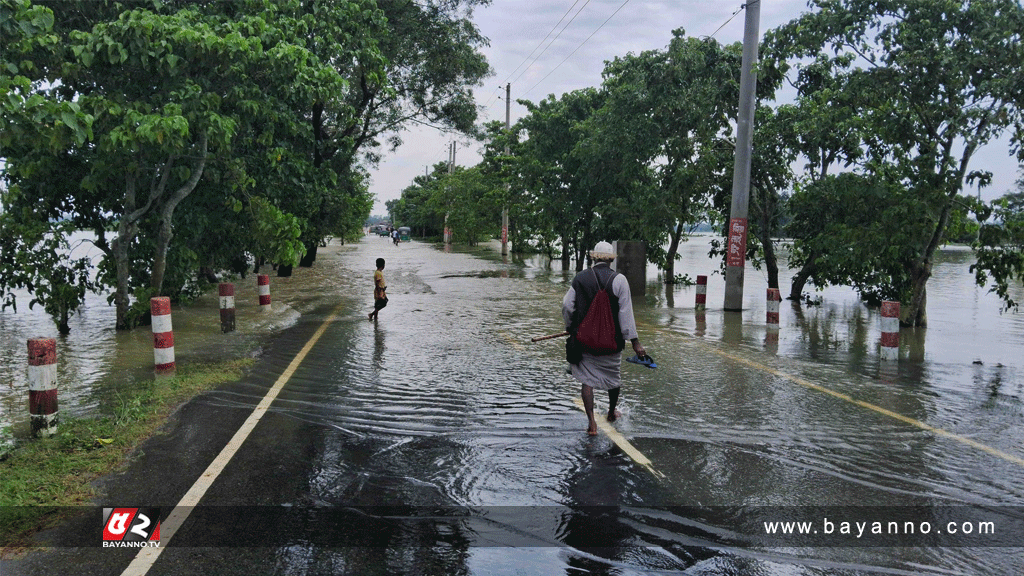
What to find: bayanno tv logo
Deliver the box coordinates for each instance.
[102,508,161,548]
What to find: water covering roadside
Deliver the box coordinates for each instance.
[2,233,1023,575]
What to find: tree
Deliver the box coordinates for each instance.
[0,207,96,335]
[390,162,449,239]
[514,89,607,270]
[748,104,798,290]
[598,32,742,282]
[972,174,1024,311]
[286,0,491,269]
[426,165,500,246]
[1,0,100,332]
[1,0,381,329]
[767,0,1024,325]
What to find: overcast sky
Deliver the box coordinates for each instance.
[366,0,1021,215]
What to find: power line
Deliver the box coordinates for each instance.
[481,0,592,114]
[480,1,749,121]
[509,0,594,86]
[706,3,748,41]
[521,0,632,100]
[503,0,586,87]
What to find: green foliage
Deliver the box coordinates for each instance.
[672,274,695,286]
[506,88,607,267]
[765,0,1024,324]
[0,188,97,334]
[390,162,450,238]
[971,187,1024,311]
[1,0,407,329]
[246,196,305,267]
[598,31,744,278]
[430,166,501,246]
[787,173,926,306]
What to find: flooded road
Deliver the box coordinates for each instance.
[3,234,1024,575]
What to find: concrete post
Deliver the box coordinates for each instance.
[257,274,271,311]
[219,283,235,333]
[613,241,646,297]
[766,287,781,348]
[881,301,900,361]
[766,288,781,327]
[696,275,707,311]
[151,297,175,374]
[27,337,58,437]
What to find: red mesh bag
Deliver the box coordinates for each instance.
[576,271,618,355]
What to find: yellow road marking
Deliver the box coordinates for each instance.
[121,304,345,576]
[710,346,1024,468]
[574,397,665,480]
[501,331,525,351]
[634,318,1024,469]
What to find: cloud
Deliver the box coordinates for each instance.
[367,0,1019,215]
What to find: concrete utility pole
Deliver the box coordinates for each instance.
[501,82,510,256]
[445,141,455,244]
[723,0,761,311]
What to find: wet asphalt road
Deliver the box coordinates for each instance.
[3,235,1024,575]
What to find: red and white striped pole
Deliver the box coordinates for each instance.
[219,283,235,333]
[696,275,707,311]
[880,301,900,361]
[27,337,58,437]
[151,297,175,374]
[766,288,781,327]
[257,274,271,311]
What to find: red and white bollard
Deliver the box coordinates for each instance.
[257,274,271,311]
[696,275,707,311]
[880,301,900,361]
[219,283,235,333]
[151,297,175,374]
[28,337,58,437]
[766,288,781,327]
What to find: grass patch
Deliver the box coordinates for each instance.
[0,358,254,549]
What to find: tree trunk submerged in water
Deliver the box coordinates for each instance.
[299,240,318,267]
[664,223,683,284]
[788,253,816,301]
[902,259,931,327]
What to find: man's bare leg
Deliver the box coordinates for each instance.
[607,387,621,422]
[581,384,597,435]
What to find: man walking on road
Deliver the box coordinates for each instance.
[368,258,388,321]
[562,241,646,435]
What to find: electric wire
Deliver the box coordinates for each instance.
[508,0,594,87]
[521,0,632,100]
[706,2,749,41]
[481,0,592,115]
[504,0,587,87]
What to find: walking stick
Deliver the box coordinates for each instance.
[530,331,569,342]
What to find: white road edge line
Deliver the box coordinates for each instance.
[120,304,344,576]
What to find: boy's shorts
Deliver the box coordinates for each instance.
[374,296,388,310]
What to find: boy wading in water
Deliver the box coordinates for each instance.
[368,258,387,321]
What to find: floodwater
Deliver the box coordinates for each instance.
[3,233,1024,575]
